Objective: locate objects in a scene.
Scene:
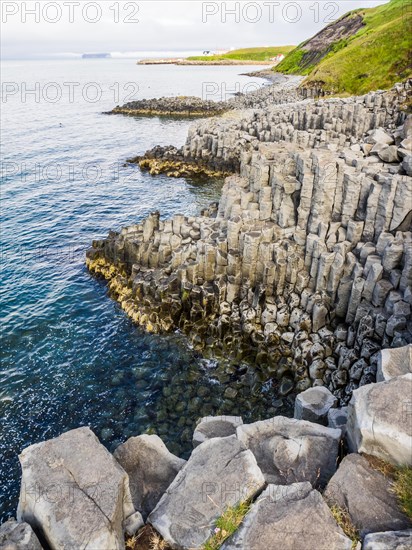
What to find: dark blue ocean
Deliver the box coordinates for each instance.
[0,59,277,519]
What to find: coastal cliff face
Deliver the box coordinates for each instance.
[87,80,412,404]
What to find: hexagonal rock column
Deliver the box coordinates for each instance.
[148,435,265,550]
[113,434,186,520]
[324,454,411,538]
[192,416,243,447]
[17,427,135,550]
[363,530,412,550]
[0,518,42,550]
[221,482,353,550]
[377,344,412,382]
[236,416,341,489]
[346,374,412,465]
[294,386,338,425]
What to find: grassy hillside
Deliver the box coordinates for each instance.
[187,46,295,62]
[276,0,412,94]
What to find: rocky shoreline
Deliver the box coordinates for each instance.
[88,78,412,406]
[1,346,411,549]
[137,58,273,66]
[106,96,234,118]
[2,71,411,550]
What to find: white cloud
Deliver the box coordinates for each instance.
[1,0,389,59]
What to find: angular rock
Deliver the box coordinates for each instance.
[346,374,412,465]
[324,454,411,538]
[236,416,341,488]
[367,128,394,146]
[294,386,338,425]
[114,434,186,520]
[363,530,412,550]
[192,415,243,448]
[17,427,135,550]
[328,407,348,435]
[221,482,353,550]
[0,518,42,550]
[377,344,412,381]
[148,435,265,549]
[378,145,400,163]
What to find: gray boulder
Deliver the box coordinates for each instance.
[17,427,135,550]
[363,530,412,549]
[377,345,412,381]
[294,386,338,425]
[193,416,243,448]
[324,454,411,538]
[367,128,394,146]
[0,519,42,550]
[346,374,412,465]
[221,482,353,550]
[236,416,341,488]
[114,434,185,519]
[148,435,265,549]
[378,145,400,163]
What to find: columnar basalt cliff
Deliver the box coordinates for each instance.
[87,80,412,404]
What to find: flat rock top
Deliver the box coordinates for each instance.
[193,415,243,446]
[221,482,352,550]
[148,435,265,549]
[363,374,412,435]
[236,416,341,487]
[324,454,411,537]
[18,426,133,550]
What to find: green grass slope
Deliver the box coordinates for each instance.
[187,46,295,62]
[276,0,412,95]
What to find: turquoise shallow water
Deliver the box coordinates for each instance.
[0,60,286,519]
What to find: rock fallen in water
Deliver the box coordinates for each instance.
[221,482,353,550]
[113,434,186,520]
[148,435,265,549]
[17,427,135,550]
[192,415,243,447]
[346,374,412,465]
[236,416,341,488]
[324,454,411,537]
[0,518,42,550]
[128,145,234,178]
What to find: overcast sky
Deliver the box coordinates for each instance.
[1,0,388,59]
